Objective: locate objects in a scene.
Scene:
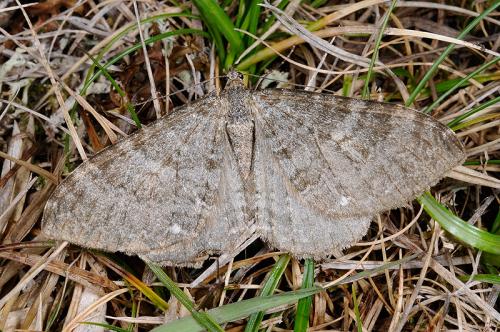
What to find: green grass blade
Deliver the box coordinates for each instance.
[84,51,141,128]
[125,285,138,332]
[193,0,244,66]
[482,252,500,268]
[361,0,398,99]
[352,283,363,332]
[81,13,197,96]
[293,259,315,332]
[83,29,208,95]
[482,209,500,269]
[153,286,323,332]
[237,0,263,72]
[458,274,500,284]
[449,113,499,131]
[342,75,353,97]
[152,255,418,332]
[405,1,500,106]
[240,0,263,44]
[97,256,170,311]
[491,207,500,234]
[464,160,500,166]
[447,95,500,129]
[393,72,500,101]
[147,262,224,332]
[235,0,247,28]
[310,0,328,8]
[418,192,500,255]
[422,56,500,113]
[245,254,291,332]
[200,10,227,62]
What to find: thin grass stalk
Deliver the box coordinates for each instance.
[448,95,500,129]
[84,51,141,128]
[422,56,500,113]
[352,283,363,332]
[405,1,500,106]
[83,29,208,95]
[82,13,198,95]
[361,0,398,99]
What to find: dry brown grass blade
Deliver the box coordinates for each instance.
[0,150,57,184]
[20,261,61,329]
[467,138,500,157]
[430,259,500,323]
[62,288,128,332]
[63,253,107,329]
[189,232,260,287]
[0,178,38,235]
[0,249,119,293]
[9,1,87,160]
[0,241,67,309]
[321,255,472,271]
[133,0,162,119]
[262,3,411,102]
[447,166,500,189]
[393,223,438,331]
[60,83,120,143]
[2,182,55,244]
[0,144,37,190]
[238,28,485,80]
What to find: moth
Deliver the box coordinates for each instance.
[42,73,466,266]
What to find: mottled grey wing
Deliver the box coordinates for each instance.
[252,89,465,257]
[43,96,249,266]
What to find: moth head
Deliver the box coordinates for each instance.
[225,70,245,90]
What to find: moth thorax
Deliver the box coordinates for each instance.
[226,120,254,180]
